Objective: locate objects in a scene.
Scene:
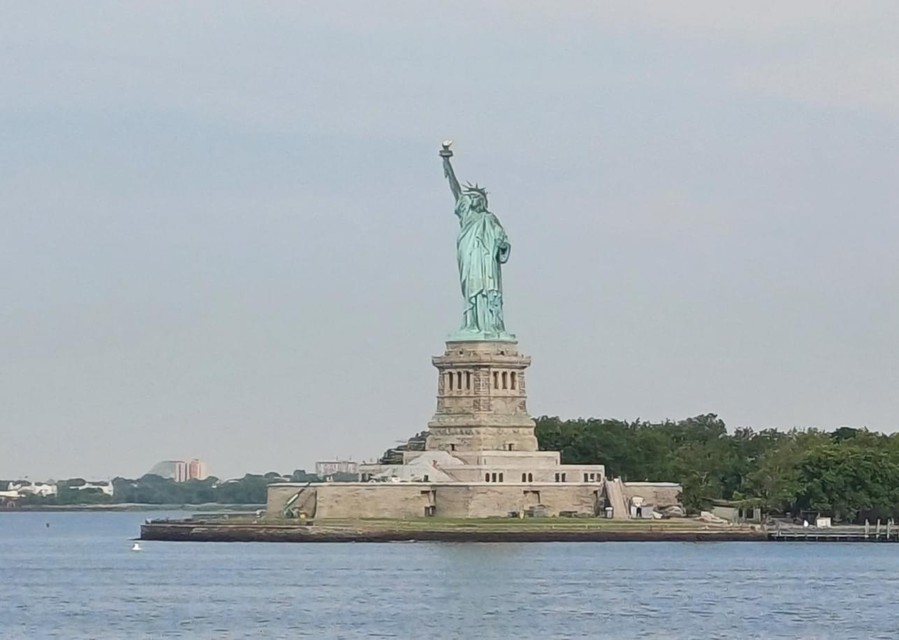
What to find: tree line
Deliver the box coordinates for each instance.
[12,414,895,521]
[10,470,327,507]
[536,413,899,522]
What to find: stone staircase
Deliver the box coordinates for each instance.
[604,477,629,520]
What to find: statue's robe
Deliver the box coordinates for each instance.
[454,194,510,335]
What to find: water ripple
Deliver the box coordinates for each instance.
[2,513,898,639]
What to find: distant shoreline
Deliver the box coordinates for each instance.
[4,503,264,513]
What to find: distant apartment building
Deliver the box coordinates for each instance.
[315,460,358,477]
[149,460,188,482]
[148,458,209,482]
[188,459,208,481]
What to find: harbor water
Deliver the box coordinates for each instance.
[1,511,896,639]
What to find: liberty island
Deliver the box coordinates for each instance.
[143,142,688,537]
[257,142,680,521]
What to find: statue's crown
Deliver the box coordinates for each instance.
[463,182,488,197]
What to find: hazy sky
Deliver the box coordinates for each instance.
[2,2,898,480]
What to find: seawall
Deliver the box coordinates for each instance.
[141,519,766,543]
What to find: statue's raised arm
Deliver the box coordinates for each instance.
[439,140,462,202]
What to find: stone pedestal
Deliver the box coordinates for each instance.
[425,340,538,453]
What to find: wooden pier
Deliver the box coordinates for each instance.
[769,520,899,542]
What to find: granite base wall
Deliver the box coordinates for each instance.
[433,484,600,517]
[268,483,433,519]
[268,482,603,519]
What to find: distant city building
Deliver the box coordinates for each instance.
[71,480,114,496]
[55,479,114,496]
[149,460,188,482]
[1,480,113,501]
[0,489,18,506]
[187,459,209,481]
[315,460,358,477]
[8,481,58,497]
[148,459,209,482]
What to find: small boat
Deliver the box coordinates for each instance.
[131,543,142,552]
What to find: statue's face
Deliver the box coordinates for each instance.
[470,193,487,212]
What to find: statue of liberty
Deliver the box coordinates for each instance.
[439,141,514,340]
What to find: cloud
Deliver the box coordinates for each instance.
[3,2,899,478]
[735,49,899,119]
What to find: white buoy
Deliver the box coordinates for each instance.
[131,543,142,552]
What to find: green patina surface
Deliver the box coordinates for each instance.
[440,141,516,342]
